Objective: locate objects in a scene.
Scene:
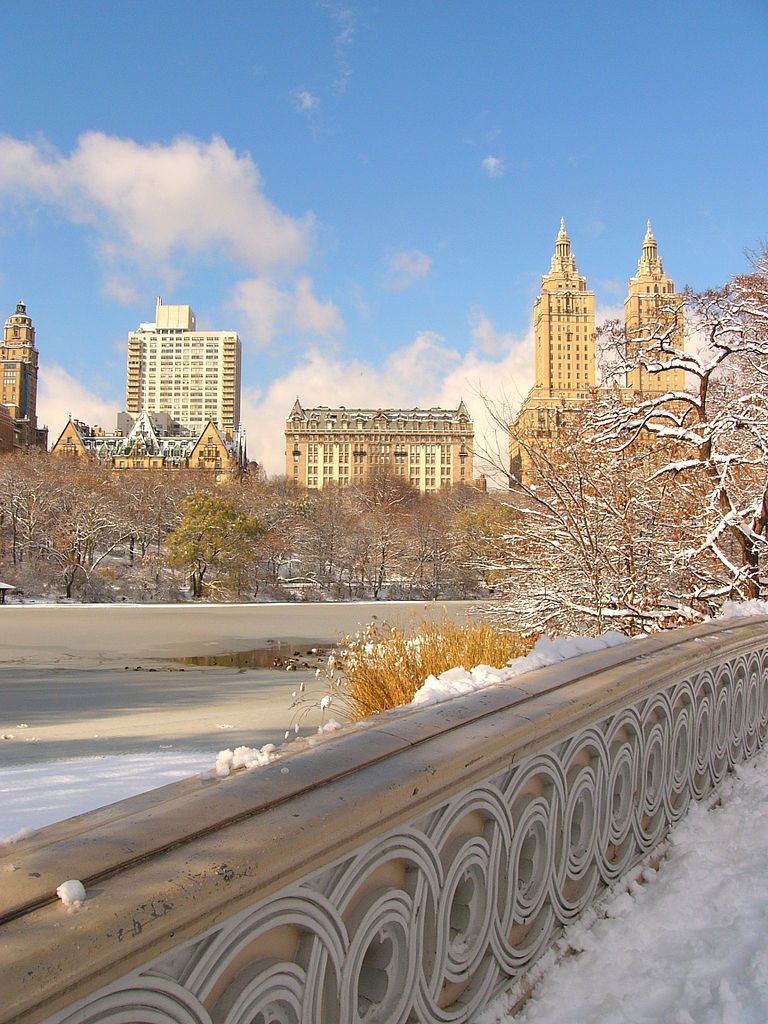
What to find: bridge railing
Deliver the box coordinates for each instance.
[2,616,767,1024]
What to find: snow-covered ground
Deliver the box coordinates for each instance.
[476,745,768,1024]
[0,752,212,840]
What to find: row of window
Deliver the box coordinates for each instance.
[295,422,468,433]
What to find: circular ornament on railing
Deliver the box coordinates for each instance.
[211,960,304,1024]
[600,708,642,879]
[635,695,672,850]
[553,728,607,920]
[757,651,768,730]
[667,683,695,821]
[338,888,417,1024]
[183,891,346,1006]
[744,653,763,755]
[728,659,746,761]
[51,977,212,1024]
[691,670,715,798]
[495,753,564,970]
[711,672,732,782]
[437,834,494,982]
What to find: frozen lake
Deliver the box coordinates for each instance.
[0,600,477,767]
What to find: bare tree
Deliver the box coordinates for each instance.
[597,250,768,602]
[482,414,699,635]
[348,469,417,599]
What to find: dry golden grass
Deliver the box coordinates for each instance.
[336,617,534,719]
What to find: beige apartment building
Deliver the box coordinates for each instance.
[509,220,596,482]
[625,221,685,394]
[534,218,597,395]
[510,221,685,484]
[286,400,474,492]
[125,298,241,439]
[1,300,47,450]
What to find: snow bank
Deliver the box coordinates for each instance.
[56,879,86,908]
[410,632,631,707]
[215,743,279,777]
[719,598,768,619]
[214,720,343,777]
[0,826,34,847]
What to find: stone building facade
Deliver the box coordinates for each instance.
[0,404,15,454]
[1,301,47,450]
[286,400,474,492]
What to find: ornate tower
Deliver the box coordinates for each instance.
[533,219,596,396]
[1,300,45,447]
[624,222,685,394]
[510,221,597,484]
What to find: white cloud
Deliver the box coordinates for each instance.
[0,132,313,297]
[38,365,119,440]
[101,273,141,305]
[293,90,320,113]
[469,308,517,356]
[230,278,286,348]
[386,250,432,291]
[481,155,505,178]
[293,276,344,336]
[243,321,534,477]
[231,275,344,348]
[322,4,356,94]
[596,302,625,324]
[596,278,625,297]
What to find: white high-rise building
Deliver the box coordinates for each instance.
[125,298,241,438]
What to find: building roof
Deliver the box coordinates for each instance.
[54,414,243,466]
[287,400,472,424]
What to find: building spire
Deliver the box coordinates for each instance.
[640,218,659,269]
[555,217,570,259]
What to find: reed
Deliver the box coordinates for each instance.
[337,617,534,719]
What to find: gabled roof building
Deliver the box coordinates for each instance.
[51,412,246,476]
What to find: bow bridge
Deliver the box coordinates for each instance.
[2,616,766,1024]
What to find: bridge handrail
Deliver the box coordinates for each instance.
[2,616,767,1023]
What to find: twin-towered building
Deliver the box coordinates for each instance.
[510,220,685,482]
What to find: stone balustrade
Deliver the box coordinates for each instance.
[2,616,768,1024]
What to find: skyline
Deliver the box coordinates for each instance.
[1,1,766,473]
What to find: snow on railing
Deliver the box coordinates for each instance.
[2,616,768,1024]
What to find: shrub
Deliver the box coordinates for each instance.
[335,616,534,719]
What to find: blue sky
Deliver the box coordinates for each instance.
[1,0,766,471]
